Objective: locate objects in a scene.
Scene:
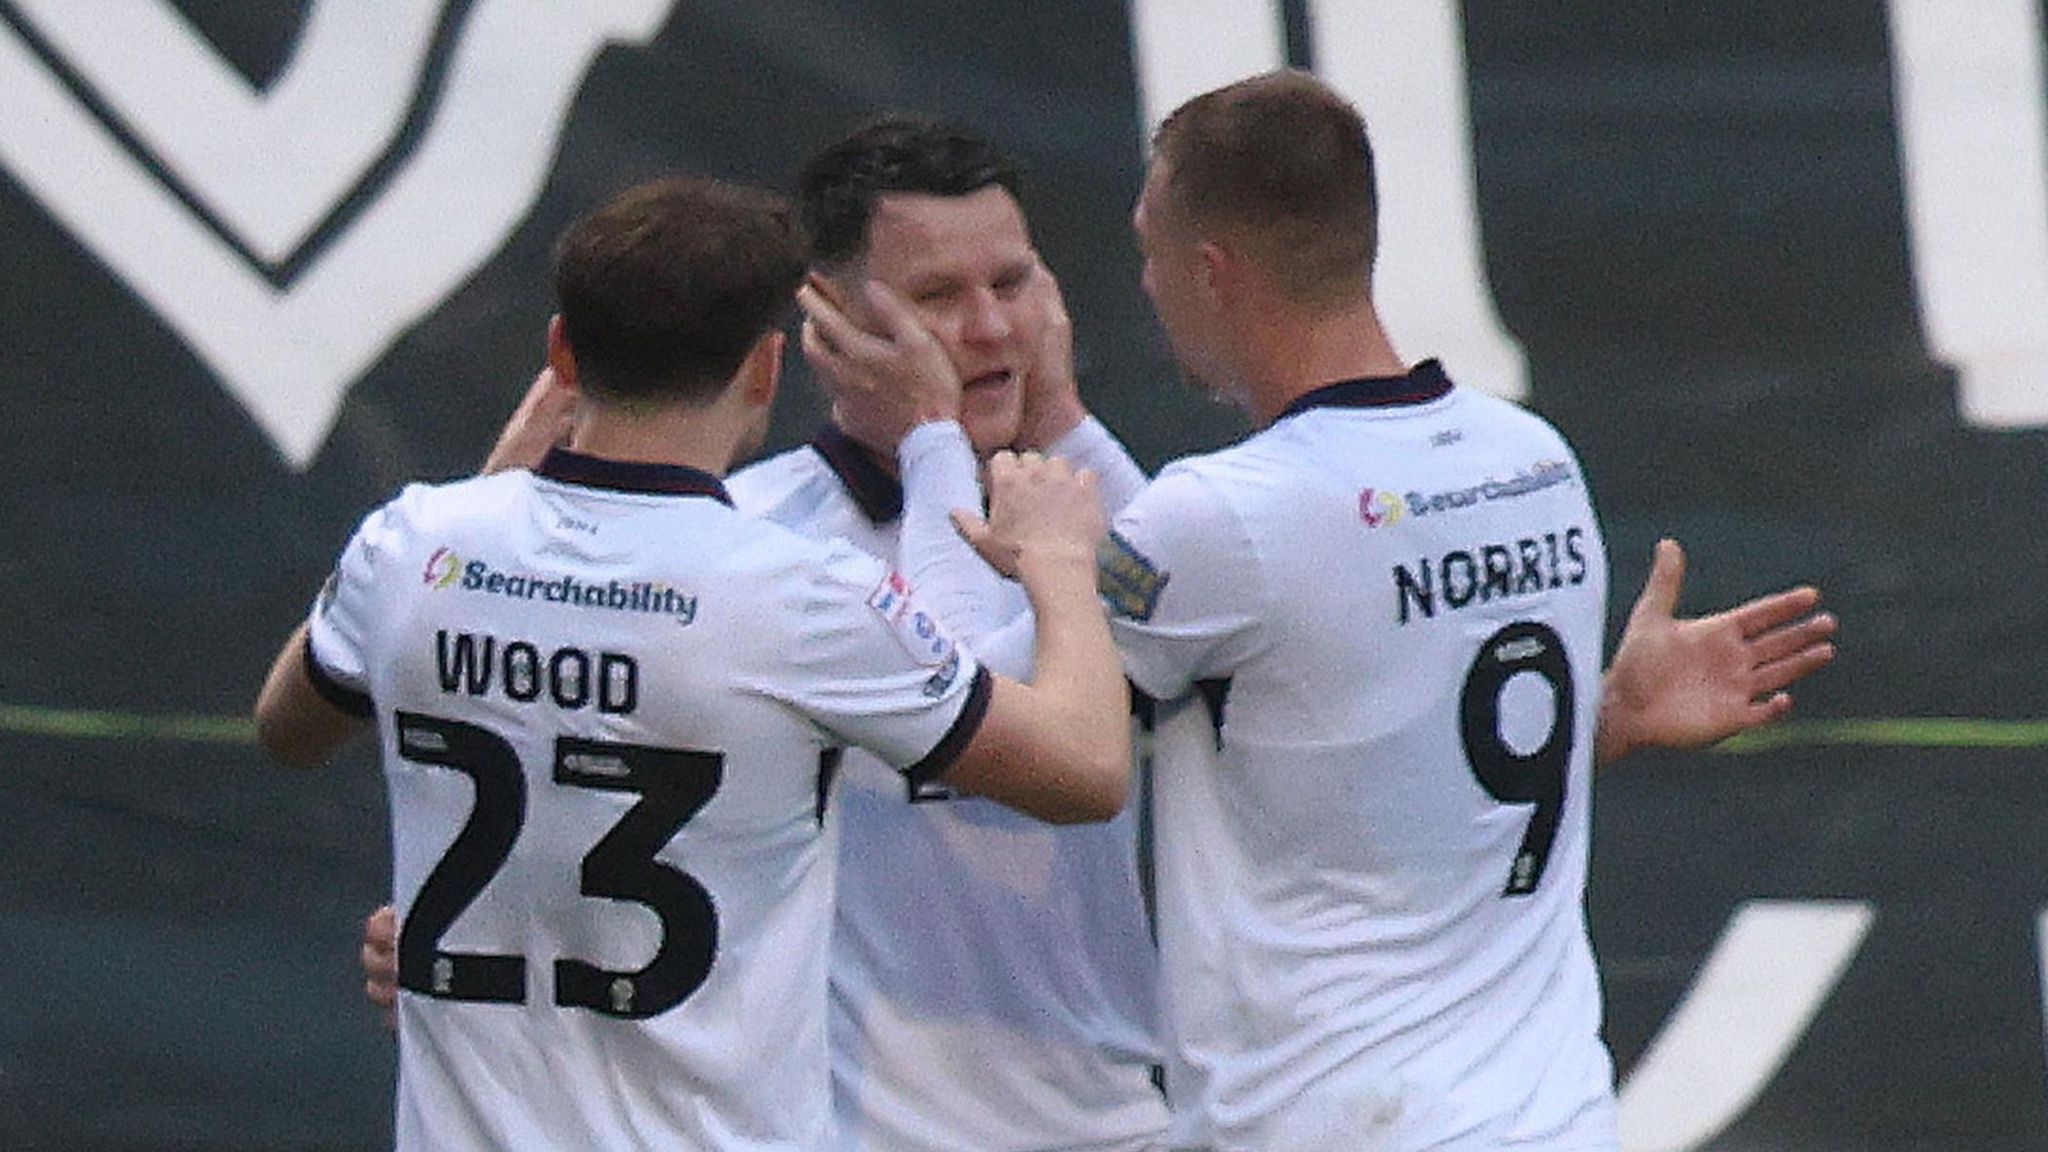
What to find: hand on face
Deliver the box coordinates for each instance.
[1015,260,1087,450]
[952,450,1106,580]
[799,276,963,457]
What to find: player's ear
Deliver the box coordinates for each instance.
[738,329,783,412]
[545,313,583,395]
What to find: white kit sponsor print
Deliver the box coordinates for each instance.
[0,0,678,468]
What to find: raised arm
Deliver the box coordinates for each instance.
[1595,539,1838,766]
[940,452,1129,822]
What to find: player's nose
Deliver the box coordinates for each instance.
[961,288,1012,343]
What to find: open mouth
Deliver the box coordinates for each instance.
[964,369,1014,392]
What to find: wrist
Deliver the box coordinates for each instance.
[1021,395,1088,451]
[1014,541,1100,584]
[1593,675,1639,767]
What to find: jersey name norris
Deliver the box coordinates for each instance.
[1393,526,1589,625]
[434,629,638,714]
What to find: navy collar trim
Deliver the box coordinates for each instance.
[809,426,902,525]
[535,447,732,505]
[1275,359,1455,422]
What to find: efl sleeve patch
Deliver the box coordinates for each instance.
[867,570,957,667]
[1097,530,1169,620]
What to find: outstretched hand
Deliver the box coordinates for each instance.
[1596,539,1838,765]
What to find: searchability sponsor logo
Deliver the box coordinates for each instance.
[1362,460,1578,528]
[422,547,697,624]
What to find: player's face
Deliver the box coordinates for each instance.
[1133,159,1224,394]
[859,187,1040,457]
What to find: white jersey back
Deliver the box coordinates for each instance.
[729,432,1167,1152]
[1107,365,1616,1151]
[304,450,987,1152]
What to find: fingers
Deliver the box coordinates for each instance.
[1725,584,1824,639]
[1749,637,1837,696]
[798,279,912,370]
[1630,538,1685,621]
[800,315,846,383]
[1745,610,1839,667]
[861,279,929,344]
[1744,691,1797,727]
[1029,259,1069,323]
[362,904,400,1026]
[481,366,577,474]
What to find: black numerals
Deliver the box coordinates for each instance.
[395,713,527,1002]
[393,714,726,1017]
[553,741,721,1019]
[1459,622,1574,896]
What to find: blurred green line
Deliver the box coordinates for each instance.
[0,703,256,745]
[1717,718,2048,753]
[1,702,2042,754]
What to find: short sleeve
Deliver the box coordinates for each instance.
[751,541,991,782]
[1103,466,1264,702]
[303,489,420,715]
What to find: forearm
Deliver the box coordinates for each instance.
[1047,414,1148,517]
[898,421,1009,638]
[952,546,1129,822]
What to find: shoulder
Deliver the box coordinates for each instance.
[726,444,857,529]
[347,472,524,557]
[1140,432,1298,518]
[1446,385,1578,455]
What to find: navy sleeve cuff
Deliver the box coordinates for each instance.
[302,636,374,719]
[903,666,993,788]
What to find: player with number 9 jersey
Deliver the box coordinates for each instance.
[306,452,991,1152]
[1111,362,1614,1151]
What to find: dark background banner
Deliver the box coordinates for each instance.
[2,2,2045,1148]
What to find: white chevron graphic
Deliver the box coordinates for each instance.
[0,0,678,469]
[11,0,446,263]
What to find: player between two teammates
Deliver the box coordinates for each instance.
[335,79,1836,1150]
[251,175,1135,1151]
[795,70,1842,1151]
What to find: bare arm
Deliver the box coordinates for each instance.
[253,623,370,767]
[1596,539,1838,766]
[938,452,1129,823]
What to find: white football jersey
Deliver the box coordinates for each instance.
[728,427,1168,1152]
[304,449,990,1152]
[1107,363,1618,1152]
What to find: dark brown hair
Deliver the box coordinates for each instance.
[1151,69,1377,307]
[552,176,809,405]
[799,116,1024,269]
